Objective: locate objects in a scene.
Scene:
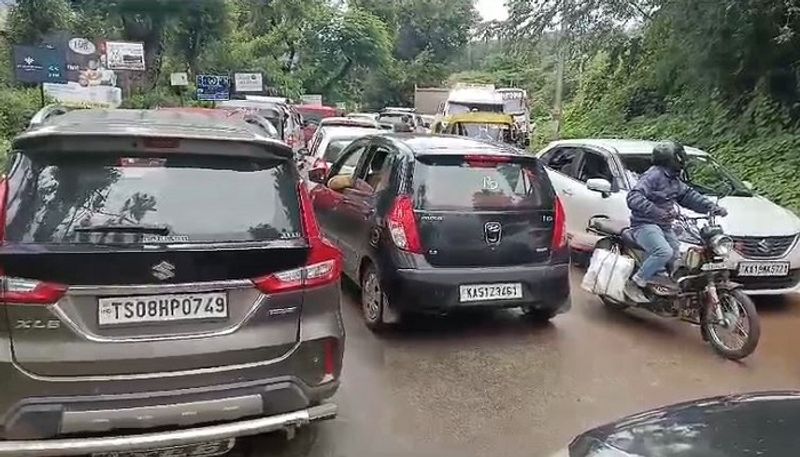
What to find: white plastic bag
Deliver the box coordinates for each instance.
[581,248,635,302]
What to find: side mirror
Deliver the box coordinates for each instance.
[327,175,353,192]
[586,178,612,196]
[308,166,328,184]
[743,180,754,190]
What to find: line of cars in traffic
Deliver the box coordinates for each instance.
[0,99,796,455]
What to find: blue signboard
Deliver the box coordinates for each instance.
[13,45,67,84]
[196,75,230,101]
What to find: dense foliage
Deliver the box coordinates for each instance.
[472,0,800,213]
[2,0,798,213]
[0,0,477,160]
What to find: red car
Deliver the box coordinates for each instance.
[295,105,343,146]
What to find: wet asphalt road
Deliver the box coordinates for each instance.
[241,269,800,457]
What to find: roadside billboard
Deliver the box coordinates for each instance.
[233,73,263,93]
[12,44,66,84]
[42,37,122,108]
[197,75,230,101]
[105,41,145,71]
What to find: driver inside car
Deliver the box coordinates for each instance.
[627,140,728,295]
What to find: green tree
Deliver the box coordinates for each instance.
[7,0,73,44]
[171,0,230,77]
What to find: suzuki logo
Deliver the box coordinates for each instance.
[757,239,771,254]
[484,221,502,245]
[151,260,176,280]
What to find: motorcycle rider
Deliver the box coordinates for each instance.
[627,140,728,294]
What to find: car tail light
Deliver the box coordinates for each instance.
[465,155,512,168]
[0,274,68,305]
[251,183,341,294]
[552,197,567,250]
[387,195,422,253]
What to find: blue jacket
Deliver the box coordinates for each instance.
[627,166,716,229]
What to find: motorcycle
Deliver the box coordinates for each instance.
[587,199,760,360]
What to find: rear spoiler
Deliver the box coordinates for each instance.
[12,134,294,160]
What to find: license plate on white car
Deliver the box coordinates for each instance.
[98,292,228,326]
[737,261,791,277]
[459,283,523,303]
[92,438,235,457]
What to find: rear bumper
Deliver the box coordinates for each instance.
[0,403,336,457]
[386,263,571,312]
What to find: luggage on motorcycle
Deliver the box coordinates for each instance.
[581,248,635,302]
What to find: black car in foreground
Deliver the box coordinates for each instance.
[563,392,800,457]
[308,134,570,330]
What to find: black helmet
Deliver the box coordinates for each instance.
[652,140,688,172]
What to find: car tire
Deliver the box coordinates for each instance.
[521,306,556,322]
[361,264,388,332]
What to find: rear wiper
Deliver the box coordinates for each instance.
[74,224,170,235]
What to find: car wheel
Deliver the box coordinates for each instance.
[361,264,387,331]
[521,306,556,322]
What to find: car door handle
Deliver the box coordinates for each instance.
[561,189,574,197]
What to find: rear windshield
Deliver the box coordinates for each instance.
[412,156,554,210]
[5,152,302,244]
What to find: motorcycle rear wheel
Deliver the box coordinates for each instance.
[702,289,760,360]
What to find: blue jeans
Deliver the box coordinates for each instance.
[631,224,680,281]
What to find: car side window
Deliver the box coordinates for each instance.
[576,150,615,184]
[544,147,581,177]
[329,142,369,178]
[358,144,394,192]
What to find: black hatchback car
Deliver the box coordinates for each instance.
[308,134,570,330]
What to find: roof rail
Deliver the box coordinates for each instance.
[28,104,72,129]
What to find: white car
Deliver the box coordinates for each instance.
[537,139,800,296]
[300,126,383,178]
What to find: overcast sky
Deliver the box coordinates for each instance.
[476,0,509,22]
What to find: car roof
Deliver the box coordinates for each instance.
[550,138,708,156]
[381,133,525,156]
[17,107,291,155]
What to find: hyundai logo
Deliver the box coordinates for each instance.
[485,221,502,245]
[151,260,176,280]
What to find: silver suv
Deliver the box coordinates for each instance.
[0,107,344,456]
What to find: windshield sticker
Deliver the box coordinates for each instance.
[142,234,190,243]
[483,176,499,190]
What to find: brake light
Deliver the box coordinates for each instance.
[552,197,567,250]
[387,195,422,253]
[465,155,512,168]
[0,275,67,305]
[251,183,341,294]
